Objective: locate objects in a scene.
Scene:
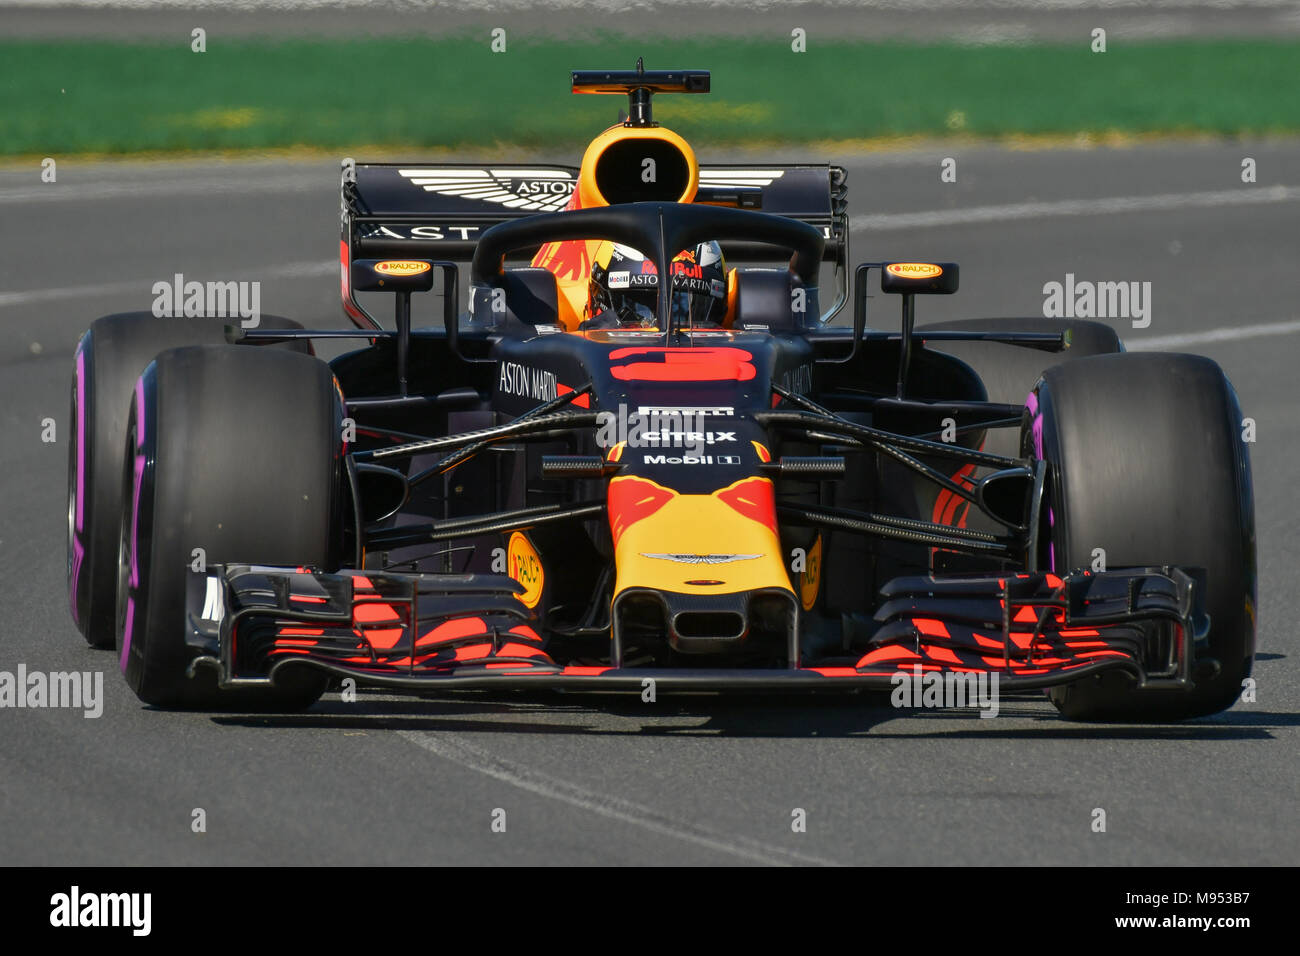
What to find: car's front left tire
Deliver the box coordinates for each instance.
[118,345,345,709]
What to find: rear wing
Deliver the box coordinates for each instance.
[340,162,848,327]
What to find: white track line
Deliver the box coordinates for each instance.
[0,174,326,205]
[398,729,839,866]
[1125,317,1300,350]
[853,185,1300,231]
[0,260,334,308]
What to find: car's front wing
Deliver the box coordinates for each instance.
[184,564,1204,697]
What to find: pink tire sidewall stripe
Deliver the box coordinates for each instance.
[120,377,147,673]
[1024,389,1056,573]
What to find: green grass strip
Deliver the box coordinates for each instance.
[2,35,1298,155]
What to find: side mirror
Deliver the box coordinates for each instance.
[350,259,436,293]
[349,259,437,396]
[880,262,958,398]
[880,262,959,296]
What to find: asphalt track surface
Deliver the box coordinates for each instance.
[1,139,1298,865]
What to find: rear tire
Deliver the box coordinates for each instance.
[1025,353,1256,721]
[68,312,311,647]
[117,346,344,709]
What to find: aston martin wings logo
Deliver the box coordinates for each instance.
[640,553,762,565]
[398,168,575,211]
[697,169,785,188]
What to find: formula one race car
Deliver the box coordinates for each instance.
[67,63,1255,721]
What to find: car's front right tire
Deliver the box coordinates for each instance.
[1024,352,1256,721]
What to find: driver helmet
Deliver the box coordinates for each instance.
[669,240,728,328]
[586,240,728,329]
